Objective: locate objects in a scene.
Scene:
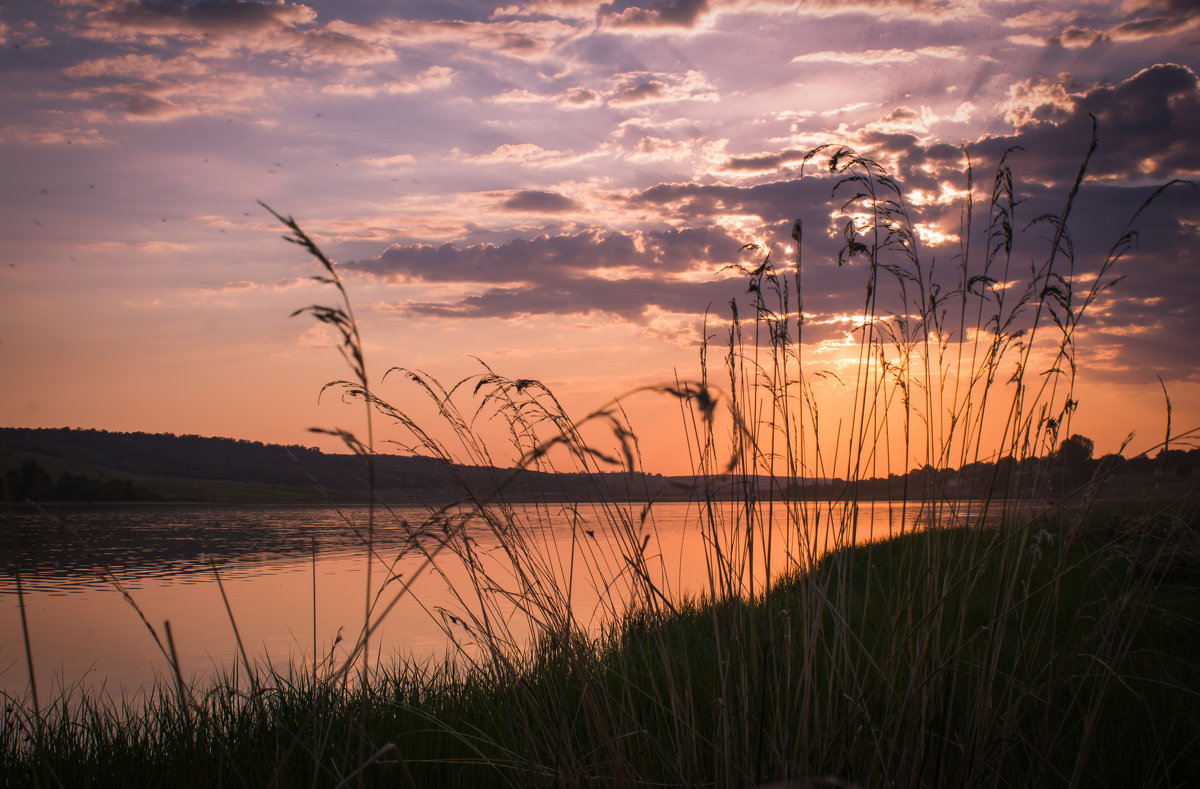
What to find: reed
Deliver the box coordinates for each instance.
[3,127,1198,787]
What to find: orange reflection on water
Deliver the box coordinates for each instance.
[1,499,970,701]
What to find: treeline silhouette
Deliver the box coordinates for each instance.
[2,427,1195,504]
[784,434,1198,501]
[5,458,165,503]
[0,427,662,502]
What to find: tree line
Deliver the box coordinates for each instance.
[3,427,1196,504]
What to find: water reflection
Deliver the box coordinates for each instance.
[0,499,1003,700]
[0,505,436,592]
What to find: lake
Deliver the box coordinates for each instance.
[0,498,998,702]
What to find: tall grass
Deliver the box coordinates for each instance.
[3,128,1198,787]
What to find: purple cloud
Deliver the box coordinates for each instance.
[604,0,710,29]
[498,190,582,213]
[90,0,317,37]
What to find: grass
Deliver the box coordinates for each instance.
[3,127,1198,786]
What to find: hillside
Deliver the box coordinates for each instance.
[0,427,667,504]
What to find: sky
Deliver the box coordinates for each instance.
[1,0,1198,476]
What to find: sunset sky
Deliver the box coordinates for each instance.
[1,0,1197,475]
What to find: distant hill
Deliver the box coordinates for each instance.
[0,427,669,504]
[1,427,451,489]
[15,426,1178,506]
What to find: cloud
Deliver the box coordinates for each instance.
[326,16,582,62]
[606,69,718,106]
[719,101,973,175]
[1115,0,1200,38]
[1017,0,1200,47]
[1049,26,1106,48]
[88,0,318,36]
[719,148,809,173]
[0,124,109,146]
[629,136,695,162]
[1129,0,1200,15]
[342,225,756,321]
[296,322,337,349]
[487,72,714,110]
[561,87,602,107]
[284,28,395,65]
[13,2,1199,393]
[319,65,453,97]
[492,1,603,22]
[394,279,724,322]
[792,45,966,65]
[1108,13,1200,40]
[121,92,190,120]
[361,153,416,168]
[488,88,547,104]
[44,3,407,127]
[611,80,666,105]
[1001,8,1077,28]
[65,69,273,123]
[497,190,582,213]
[994,64,1200,180]
[603,0,712,29]
[349,226,741,282]
[70,1,393,65]
[63,53,207,79]
[747,0,982,20]
[875,105,925,132]
[1002,75,1079,128]
[1005,33,1047,47]
[383,65,456,94]
[461,142,608,169]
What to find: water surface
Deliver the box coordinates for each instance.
[0,499,994,701]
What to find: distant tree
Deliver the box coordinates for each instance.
[5,459,56,501]
[1125,453,1156,475]
[1056,434,1095,489]
[1095,453,1125,477]
[1058,434,1094,465]
[1156,448,1197,479]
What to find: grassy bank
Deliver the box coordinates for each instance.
[3,509,1197,787]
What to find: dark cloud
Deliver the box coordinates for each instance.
[783,0,972,17]
[1110,15,1193,39]
[1039,0,1200,45]
[721,148,807,173]
[564,87,601,105]
[343,225,769,322]
[122,92,178,116]
[1132,0,1200,15]
[291,27,389,62]
[342,63,1199,380]
[499,190,581,213]
[636,87,1200,382]
[633,179,827,230]
[402,278,733,320]
[984,64,1200,183]
[883,106,920,123]
[347,225,743,284]
[1051,27,1105,47]
[95,0,314,36]
[604,0,710,29]
[500,34,539,52]
[611,80,665,104]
